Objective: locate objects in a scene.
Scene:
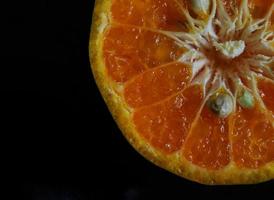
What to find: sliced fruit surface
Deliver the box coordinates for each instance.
[90,0,274,184]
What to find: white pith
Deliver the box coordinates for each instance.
[213,40,245,59]
[161,0,274,115]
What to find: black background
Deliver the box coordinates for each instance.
[1,0,273,199]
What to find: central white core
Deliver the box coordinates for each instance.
[214,40,246,59]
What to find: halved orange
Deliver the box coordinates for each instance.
[89,0,274,184]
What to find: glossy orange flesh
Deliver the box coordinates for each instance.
[102,0,274,170]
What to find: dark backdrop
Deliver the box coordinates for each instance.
[1,0,273,199]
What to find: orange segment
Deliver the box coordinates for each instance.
[249,0,274,18]
[183,105,230,170]
[111,0,185,31]
[133,85,203,153]
[124,62,191,108]
[103,26,183,82]
[231,105,274,168]
[257,78,274,114]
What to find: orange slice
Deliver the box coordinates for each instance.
[90,0,274,184]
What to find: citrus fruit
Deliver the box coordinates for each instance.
[89,0,274,184]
